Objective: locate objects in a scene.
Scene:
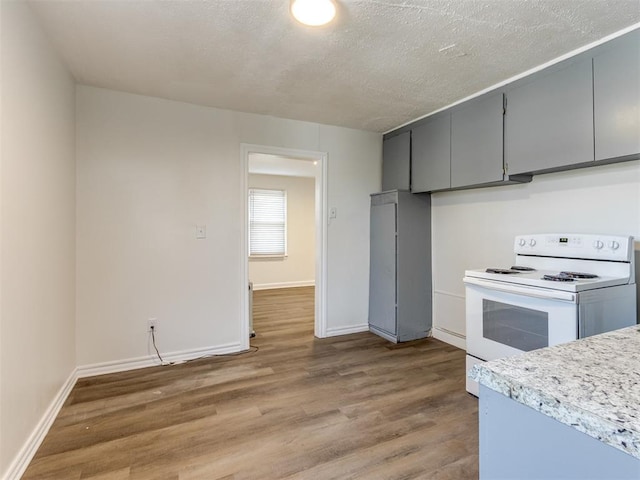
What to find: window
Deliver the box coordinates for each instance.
[248,188,287,257]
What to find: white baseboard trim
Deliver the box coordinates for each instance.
[252,281,315,291]
[324,323,369,337]
[4,341,247,480]
[433,289,465,299]
[4,368,78,480]
[432,327,466,350]
[76,342,244,378]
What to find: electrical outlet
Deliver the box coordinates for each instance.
[147,318,157,332]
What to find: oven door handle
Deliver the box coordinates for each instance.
[463,277,577,302]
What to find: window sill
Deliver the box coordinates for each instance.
[249,255,288,260]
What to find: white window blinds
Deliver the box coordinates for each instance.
[248,188,287,256]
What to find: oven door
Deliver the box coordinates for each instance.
[464,277,578,361]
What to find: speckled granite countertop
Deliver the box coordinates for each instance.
[470,325,640,459]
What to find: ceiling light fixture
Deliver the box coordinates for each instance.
[291,0,336,27]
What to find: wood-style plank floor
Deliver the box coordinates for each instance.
[23,287,478,479]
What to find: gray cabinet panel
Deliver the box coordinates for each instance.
[480,385,640,479]
[369,202,397,335]
[411,114,451,192]
[396,194,431,341]
[594,30,640,161]
[451,93,504,188]
[369,191,431,343]
[505,59,594,174]
[382,132,410,191]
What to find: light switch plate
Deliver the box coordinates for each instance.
[196,225,206,239]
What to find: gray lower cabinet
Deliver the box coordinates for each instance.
[382,131,411,191]
[369,190,431,343]
[479,385,640,479]
[505,58,594,174]
[411,113,451,192]
[451,93,504,188]
[593,30,640,162]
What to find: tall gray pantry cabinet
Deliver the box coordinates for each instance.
[369,190,432,343]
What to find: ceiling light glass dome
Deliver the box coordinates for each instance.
[291,0,336,27]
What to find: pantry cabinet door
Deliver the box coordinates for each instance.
[369,202,397,335]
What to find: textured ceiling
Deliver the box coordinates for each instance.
[28,0,640,133]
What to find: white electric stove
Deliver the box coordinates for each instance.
[464,233,637,396]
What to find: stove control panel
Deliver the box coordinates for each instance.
[514,234,633,262]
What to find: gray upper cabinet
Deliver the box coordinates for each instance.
[411,113,451,192]
[451,93,504,188]
[382,30,637,192]
[382,131,410,191]
[593,30,640,162]
[505,58,594,175]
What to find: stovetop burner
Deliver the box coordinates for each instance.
[559,271,599,279]
[466,234,633,293]
[542,274,576,282]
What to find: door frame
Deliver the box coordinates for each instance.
[240,143,328,348]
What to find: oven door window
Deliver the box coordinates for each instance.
[482,299,548,351]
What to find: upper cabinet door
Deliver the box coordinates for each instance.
[505,59,594,175]
[411,113,451,193]
[451,93,504,188]
[382,132,411,191]
[593,30,640,162]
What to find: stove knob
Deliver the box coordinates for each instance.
[518,239,526,247]
[529,239,537,247]
[608,241,620,250]
[593,240,604,250]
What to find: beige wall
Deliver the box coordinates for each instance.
[0,2,76,476]
[76,85,382,366]
[431,160,640,347]
[248,174,315,289]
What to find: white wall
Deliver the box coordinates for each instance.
[431,160,640,348]
[0,2,76,477]
[248,174,315,290]
[320,125,381,334]
[76,86,381,366]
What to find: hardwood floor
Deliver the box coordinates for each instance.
[23,287,478,479]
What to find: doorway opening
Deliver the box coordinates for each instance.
[240,144,327,350]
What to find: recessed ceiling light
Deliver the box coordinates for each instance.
[291,0,336,27]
